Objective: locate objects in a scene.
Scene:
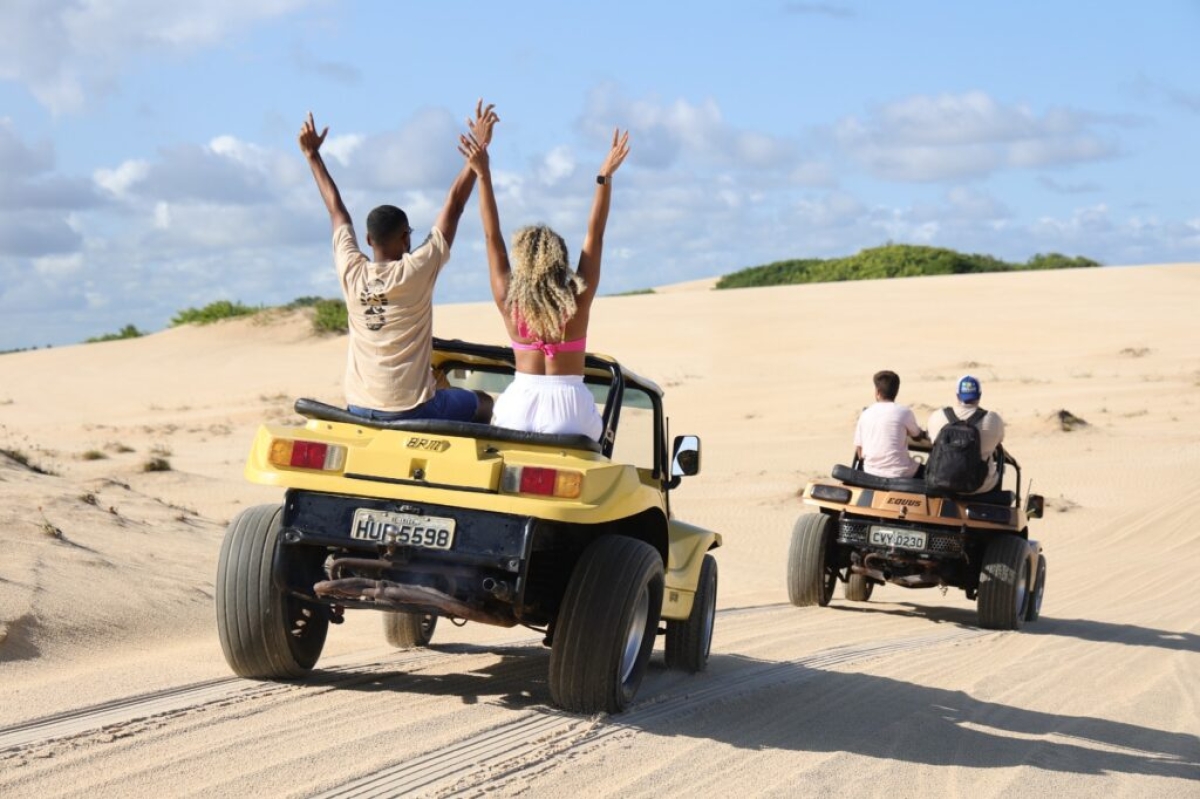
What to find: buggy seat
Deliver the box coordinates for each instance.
[831,463,1015,507]
[293,398,604,454]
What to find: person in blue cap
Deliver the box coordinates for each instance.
[926,375,1006,493]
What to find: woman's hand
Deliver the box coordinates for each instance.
[457,133,489,175]
[598,128,630,178]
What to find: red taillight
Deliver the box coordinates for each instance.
[268,438,346,471]
[519,467,556,495]
[292,441,327,469]
[502,465,583,498]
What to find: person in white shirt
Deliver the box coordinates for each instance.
[854,370,925,478]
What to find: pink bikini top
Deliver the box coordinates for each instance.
[511,317,586,359]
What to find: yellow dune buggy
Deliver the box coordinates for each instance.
[215,339,720,714]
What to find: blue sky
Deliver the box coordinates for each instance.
[2,1,1197,349]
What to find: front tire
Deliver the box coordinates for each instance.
[787,513,837,607]
[665,554,718,673]
[216,504,328,678]
[845,573,875,602]
[384,612,437,649]
[549,536,664,714]
[977,535,1031,631]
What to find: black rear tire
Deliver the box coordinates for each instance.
[845,573,874,602]
[977,535,1031,631]
[216,504,328,678]
[787,513,837,607]
[1025,554,1047,622]
[549,536,664,714]
[383,612,437,649]
[665,554,718,673]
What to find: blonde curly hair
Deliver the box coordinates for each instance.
[506,224,587,341]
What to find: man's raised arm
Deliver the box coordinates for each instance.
[299,111,352,231]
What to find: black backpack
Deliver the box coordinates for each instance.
[926,407,988,494]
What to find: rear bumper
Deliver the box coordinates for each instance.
[278,489,537,626]
[836,516,966,559]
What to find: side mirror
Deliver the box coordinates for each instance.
[1026,494,1044,519]
[671,435,701,478]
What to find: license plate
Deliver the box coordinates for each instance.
[869,526,927,550]
[350,509,456,549]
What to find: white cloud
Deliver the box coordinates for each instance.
[537,146,575,185]
[95,159,150,197]
[579,85,801,173]
[33,251,84,277]
[835,91,1121,182]
[322,134,364,168]
[944,187,1011,222]
[0,0,316,114]
[154,202,172,229]
[0,117,54,176]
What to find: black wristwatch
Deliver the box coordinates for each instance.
[596,175,608,185]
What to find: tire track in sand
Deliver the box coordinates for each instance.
[314,623,991,798]
[0,605,786,754]
[0,641,525,754]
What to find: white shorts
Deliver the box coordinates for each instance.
[491,373,603,440]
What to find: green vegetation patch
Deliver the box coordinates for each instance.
[716,244,1100,290]
[86,324,145,343]
[312,299,348,334]
[170,300,260,326]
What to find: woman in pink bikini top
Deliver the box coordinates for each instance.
[459,125,630,437]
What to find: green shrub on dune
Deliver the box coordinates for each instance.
[85,324,145,343]
[170,300,259,326]
[312,299,348,333]
[716,244,1100,289]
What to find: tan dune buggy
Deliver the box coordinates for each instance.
[788,441,1046,630]
[215,338,721,714]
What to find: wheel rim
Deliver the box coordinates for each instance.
[1032,560,1046,615]
[823,566,837,601]
[701,578,716,659]
[620,586,651,684]
[285,596,323,662]
[1014,559,1030,618]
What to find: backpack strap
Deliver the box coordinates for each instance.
[964,407,987,426]
[943,407,956,424]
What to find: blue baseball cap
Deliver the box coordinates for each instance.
[957,375,981,403]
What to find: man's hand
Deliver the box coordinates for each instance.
[300,111,351,230]
[299,111,328,158]
[467,99,499,148]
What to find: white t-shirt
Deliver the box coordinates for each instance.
[854,401,923,478]
[927,404,1006,493]
[334,224,450,411]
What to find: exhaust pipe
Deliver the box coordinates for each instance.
[482,577,513,602]
[314,578,517,627]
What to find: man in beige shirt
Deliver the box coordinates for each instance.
[927,375,1006,493]
[299,102,497,422]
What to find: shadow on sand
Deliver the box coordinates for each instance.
[301,639,1199,781]
[828,601,1200,653]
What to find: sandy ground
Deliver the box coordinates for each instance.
[1,264,1198,797]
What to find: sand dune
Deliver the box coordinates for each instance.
[1,264,1197,797]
